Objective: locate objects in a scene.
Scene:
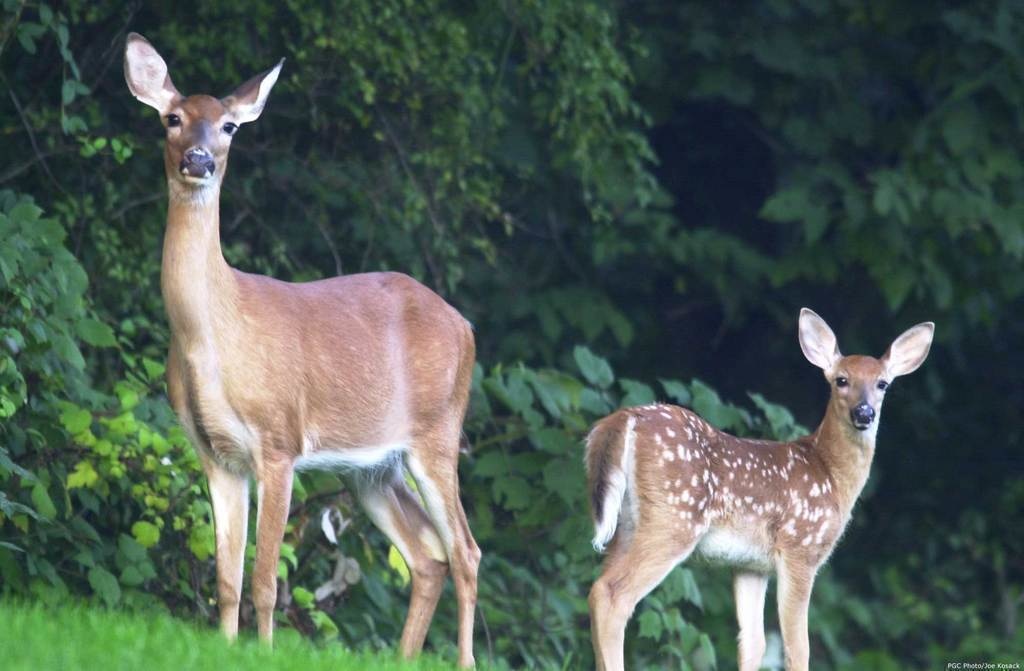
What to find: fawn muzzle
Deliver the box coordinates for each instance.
[850,402,875,430]
[180,146,215,179]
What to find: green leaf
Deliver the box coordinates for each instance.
[309,610,339,637]
[678,568,703,610]
[388,545,411,587]
[660,379,691,406]
[87,566,121,606]
[573,345,614,389]
[493,476,531,510]
[529,427,576,454]
[61,80,77,105]
[619,379,655,406]
[119,565,144,587]
[31,482,57,520]
[131,521,160,548]
[59,406,91,434]
[749,392,805,441]
[637,609,663,640]
[0,491,39,520]
[0,446,35,480]
[141,357,165,381]
[116,383,139,411]
[472,451,508,477]
[690,379,746,431]
[292,585,315,609]
[118,534,147,564]
[77,318,116,348]
[188,523,214,561]
[66,461,98,489]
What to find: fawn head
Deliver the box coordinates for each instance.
[798,308,934,434]
[124,33,283,192]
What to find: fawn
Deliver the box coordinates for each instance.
[586,308,934,670]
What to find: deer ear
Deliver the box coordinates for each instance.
[798,308,841,372]
[124,33,181,115]
[882,322,934,377]
[222,59,284,124]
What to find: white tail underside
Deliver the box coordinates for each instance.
[591,416,636,553]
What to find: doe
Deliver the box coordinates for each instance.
[124,34,480,667]
[586,308,933,671]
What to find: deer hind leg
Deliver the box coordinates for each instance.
[406,426,480,669]
[589,528,698,671]
[353,461,449,659]
[734,571,769,671]
[252,457,295,644]
[777,556,816,671]
[200,454,250,640]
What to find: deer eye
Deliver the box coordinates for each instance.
[222,122,238,136]
[166,114,181,127]
[835,376,848,388]
[877,380,889,391]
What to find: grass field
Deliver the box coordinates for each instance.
[0,601,455,671]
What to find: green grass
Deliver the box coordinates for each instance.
[0,601,455,671]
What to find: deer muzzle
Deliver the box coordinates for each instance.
[850,402,875,430]
[180,146,215,179]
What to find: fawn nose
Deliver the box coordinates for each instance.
[180,146,215,178]
[850,403,875,429]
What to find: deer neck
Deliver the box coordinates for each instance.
[811,401,878,514]
[161,182,239,349]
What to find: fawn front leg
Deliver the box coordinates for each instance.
[202,456,249,640]
[734,571,769,671]
[777,557,816,671]
[253,458,294,643]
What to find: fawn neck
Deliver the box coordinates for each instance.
[810,398,877,514]
[161,183,239,346]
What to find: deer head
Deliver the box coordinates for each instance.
[124,33,283,194]
[798,307,934,438]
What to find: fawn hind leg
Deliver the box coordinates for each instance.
[589,523,701,671]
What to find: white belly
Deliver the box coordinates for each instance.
[695,528,772,572]
[294,440,408,473]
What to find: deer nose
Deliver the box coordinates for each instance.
[850,403,875,430]
[180,147,215,178]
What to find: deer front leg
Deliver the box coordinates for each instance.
[201,455,250,640]
[253,457,294,643]
[776,557,816,671]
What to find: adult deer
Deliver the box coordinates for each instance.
[124,33,480,667]
[586,309,934,670]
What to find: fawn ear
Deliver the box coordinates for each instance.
[798,308,841,372]
[124,33,181,115]
[222,59,284,124]
[882,322,934,378]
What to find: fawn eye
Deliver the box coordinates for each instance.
[222,122,238,136]
[835,376,848,388]
[877,380,889,391]
[166,114,181,127]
